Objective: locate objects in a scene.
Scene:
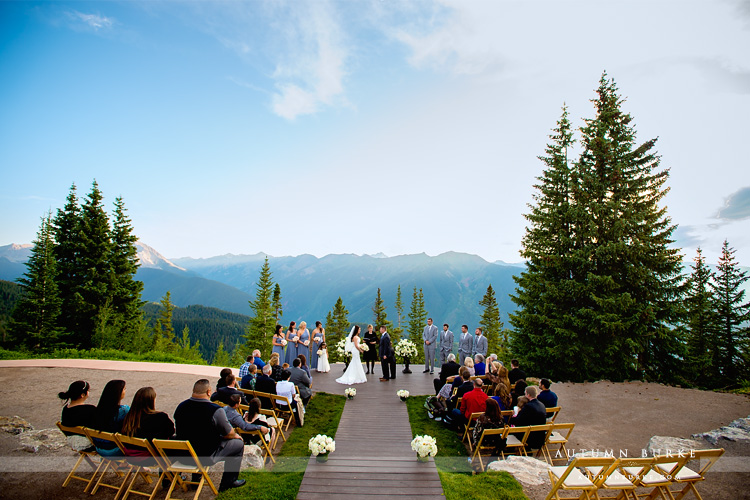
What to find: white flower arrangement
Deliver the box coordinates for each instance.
[397,389,410,399]
[317,349,324,356]
[335,338,352,359]
[281,338,288,346]
[360,343,369,352]
[308,434,336,456]
[411,435,438,458]
[314,336,321,342]
[395,339,418,358]
[345,387,356,398]
[293,335,300,342]
[303,339,310,346]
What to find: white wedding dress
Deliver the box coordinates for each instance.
[335,336,367,385]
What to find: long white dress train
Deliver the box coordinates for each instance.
[335,338,367,385]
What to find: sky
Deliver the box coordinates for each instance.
[1,0,749,266]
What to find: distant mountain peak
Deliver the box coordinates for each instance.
[0,243,33,263]
[136,241,186,272]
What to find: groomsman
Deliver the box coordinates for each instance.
[473,327,488,358]
[438,323,454,365]
[458,325,473,366]
[422,318,439,374]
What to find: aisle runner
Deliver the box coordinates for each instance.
[297,387,445,499]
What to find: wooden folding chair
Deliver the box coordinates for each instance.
[546,406,561,422]
[584,457,637,500]
[56,422,100,493]
[461,412,484,451]
[546,456,616,500]
[234,425,275,465]
[237,403,286,449]
[656,448,724,500]
[237,387,255,398]
[543,422,575,464]
[523,423,554,461]
[470,427,507,472]
[502,425,531,459]
[621,454,687,500]
[83,428,134,499]
[272,393,298,430]
[151,439,218,500]
[113,433,184,500]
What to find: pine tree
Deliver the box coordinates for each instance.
[711,241,750,386]
[392,285,404,344]
[683,248,717,386]
[109,196,144,350]
[52,184,84,345]
[176,325,205,363]
[244,257,276,355]
[407,287,427,363]
[10,213,64,351]
[273,283,283,323]
[479,285,505,358]
[325,297,350,362]
[372,288,392,332]
[152,291,176,352]
[213,341,231,366]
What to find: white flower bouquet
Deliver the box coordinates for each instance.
[281,338,287,346]
[303,339,310,346]
[344,387,356,398]
[411,435,438,459]
[317,349,324,356]
[397,389,410,400]
[314,336,321,342]
[360,343,369,352]
[293,335,299,342]
[308,434,336,456]
[335,338,352,359]
[395,339,418,358]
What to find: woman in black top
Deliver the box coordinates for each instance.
[59,380,97,432]
[362,324,379,374]
[121,387,175,442]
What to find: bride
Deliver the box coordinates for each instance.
[335,325,367,385]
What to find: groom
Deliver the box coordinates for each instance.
[379,325,396,382]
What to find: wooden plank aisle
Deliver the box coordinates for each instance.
[297,373,445,499]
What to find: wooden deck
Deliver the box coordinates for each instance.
[297,364,445,499]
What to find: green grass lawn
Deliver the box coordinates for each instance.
[218,392,346,500]
[405,395,528,500]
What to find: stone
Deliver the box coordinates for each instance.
[729,416,750,433]
[0,416,33,435]
[242,444,265,470]
[18,428,67,453]
[646,436,706,456]
[693,426,750,446]
[487,456,550,486]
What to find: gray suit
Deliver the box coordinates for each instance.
[438,328,454,365]
[288,366,312,403]
[422,324,439,372]
[458,331,473,365]
[473,334,488,359]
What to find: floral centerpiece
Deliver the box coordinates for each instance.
[411,435,438,462]
[395,339,418,374]
[309,434,336,462]
[345,387,356,399]
[397,389,410,401]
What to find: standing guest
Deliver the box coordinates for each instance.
[238,356,253,379]
[474,354,486,376]
[174,379,245,492]
[272,325,286,359]
[464,356,475,376]
[508,359,526,385]
[458,325,473,367]
[284,321,297,366]
[121,387,175,441]
[471,398,506,450]
[362,324,379,375]
[511,380,528,408]
[289,358,313,406]
[438,324,454,366]
[223,394,270,445]
[310,321,325,370]
[537,378,559,408]
[433,353,460,394]
[217,368,233,390]
[59,380,96,430]
[252,350,266,370]
[269,354,283,381]
[472,328,488,358]
[422,318,439,374]
[317,342,331,372]
[240,364,258,390]
[211,374,247,405]
[91,380,129,456]
[296,321,310,360]
[509,386,547,449]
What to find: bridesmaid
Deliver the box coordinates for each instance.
[271,325,285,359]
[310,321,325,370]
[284,321,297,366]
[296,321,310,360]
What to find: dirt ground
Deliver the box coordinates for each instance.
[0,365,748,500]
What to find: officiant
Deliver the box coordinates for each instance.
[363,324,379,375]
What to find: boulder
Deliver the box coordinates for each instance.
[487,456,550,486]
[693,426,750,446]
[18,428,67,453]
[646,436,706,456]
[729,416,750,433]
[0,416,33,435]
[242,444,265,470]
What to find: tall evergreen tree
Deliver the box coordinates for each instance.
[244,257,276,355]
[152,291,176,353]
[273,283,283,323]
[407,287,427,363]
[372,288,392,332]
[325,297,350,361]
[10,213,63,351]
[711,241,750,385]
[478,285,504,358]
[392,284,405,344]
[52,184,84,345]
[683,248,717,386]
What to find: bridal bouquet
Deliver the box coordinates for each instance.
[281,338,287,346]
[395,339,418,358]
[397,389,410,400]
[360,343,369,352]
[293,336,300,342]
[411,435,438,459]
[309,434,336,456]
[344,387,356,399]
[317,349,324,356]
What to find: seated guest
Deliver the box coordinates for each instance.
[486,353,498,366]
[537,378,558,408]
[434,353,460,394]
[240,364,258,390]
[91,380,130,456]
[174,379,245,492]
[489,380,513,412]
[508,359,526,385]
[252,349,266,370]
[448,367,473,411]
[511,379,527,408]
[244,397,275,443]
[474,354,486,376]
[120,387,175,446]
[59,380,96,430]
[254,365,277,410]
[223,394,270,445]
[496,365,511,391]
[464,357,475,376]
[276,370,302,425]
[452,378,488,427]
[211,374,248,405]
[238,356,253,379]
[289,358,313,406]
[509,386,547,449]
[297,354,313,381]
[269,355,283,381]
[471,398,505,449]
[217,368,233,390]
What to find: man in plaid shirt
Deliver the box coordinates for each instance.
[238,355,253,378]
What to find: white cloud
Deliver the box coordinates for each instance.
[70,11,114,31]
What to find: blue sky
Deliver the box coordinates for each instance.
[1,0,749,266]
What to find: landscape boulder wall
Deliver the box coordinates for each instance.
[487,456,550,486]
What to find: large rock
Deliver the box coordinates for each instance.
[487,456,550,486]
[18,428,68,453]
[647,436,706,456]
[692,416,750,446]
[0,416,34,435]
[242,444,265,470]
[729,417,750,433]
